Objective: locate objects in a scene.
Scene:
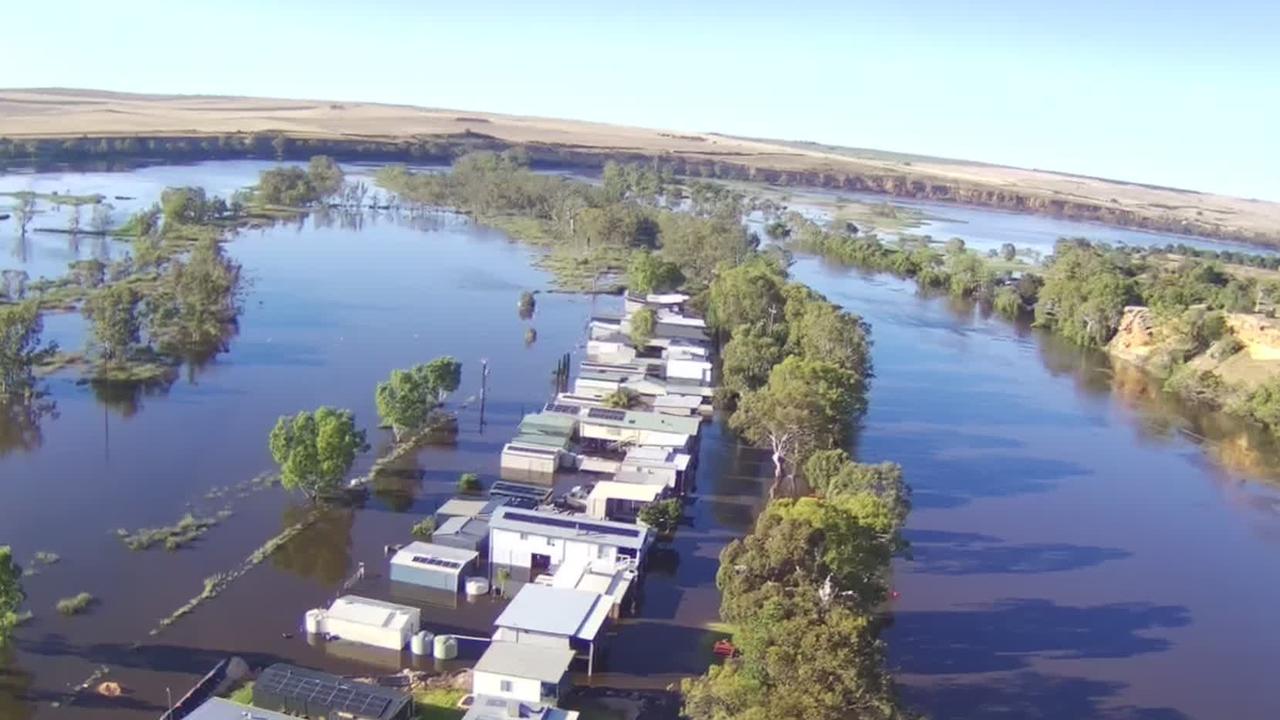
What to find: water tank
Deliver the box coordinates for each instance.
[304,609,325,635]
[410,630,435,656]
[465,577,490,597]
[433,634,458,660]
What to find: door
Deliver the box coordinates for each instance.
[531,553,552,579]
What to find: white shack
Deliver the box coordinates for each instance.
[489,506,651,584]
[309,595,420,651]
[472,642,575,705]
[492,583,613,674]
[585,480,664,521]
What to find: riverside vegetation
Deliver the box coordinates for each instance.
[774,211,1280,440]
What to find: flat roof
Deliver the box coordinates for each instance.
[185,697,297,720]
[579,407,701,435]
[326,595,417,630]
[490,481,553,503]
[587,480,663,503]
[391,541,478,573]
[474,642,575,684]
[436,515,488,538]
[437,497,506,519]
[491,506,649,550]
[510,432,571,449]
[464,695,579,720]
[494,584,610,640]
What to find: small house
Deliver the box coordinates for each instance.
[619,446,694,491]
[584,480,664,522]
[489,506,651,585]
[472,642,575,705]
[185,698,297,720]
[538,557,638,619]
[492,583,613,674]
[463,695,580,720]
[432,515,490,553]
[253,663,413,720]
[309,595,419,651]
[437,496,508,521]
[576,407,700,450]
[390,541,479,593]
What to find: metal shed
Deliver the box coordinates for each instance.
[390,541,479,593]
[431,515,490,554]
[253,663,412,720]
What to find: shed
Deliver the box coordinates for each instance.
[437,496,507,520]
[312,595,419,651]
[500,443,562,483]
[489,481,553,506]
[463,695,580,720]
[390,541,479,593]
[493,584,613,674]
[472,642,575,705]
[432,515,490,553]
[585,481,663,521]
[253,663,412,720]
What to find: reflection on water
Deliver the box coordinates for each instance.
[272,504,355,589]
[0,645,34,720]
[0,397,57,457]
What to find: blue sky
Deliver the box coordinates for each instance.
[4,0,1278,200]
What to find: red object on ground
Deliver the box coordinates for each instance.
[713,639,738,657]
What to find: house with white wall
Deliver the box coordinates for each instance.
[472,642,575,705]
[488,506,651,585]
[491,583,613,675]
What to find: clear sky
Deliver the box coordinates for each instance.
[4,0,1278,200]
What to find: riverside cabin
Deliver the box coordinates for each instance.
[390,541,479,593]
[308,596,420,651]
[492,583,613,674]
[472,642,575,705]
[488,506,651,584]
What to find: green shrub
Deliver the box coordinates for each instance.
[457,473,482,493]
[56,592,94,615]
[411,517,436,541]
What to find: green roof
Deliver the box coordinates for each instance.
[518,412,576,434]
[511,432,571,450]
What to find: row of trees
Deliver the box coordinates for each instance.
[681,247,911,719]
[255,156,345,207]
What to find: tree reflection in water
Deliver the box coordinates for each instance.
[272,503,355,588]
[0,644,34,720]
[0,396,57,457]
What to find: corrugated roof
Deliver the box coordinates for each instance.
[587,480,663,503]
[474,642,574,684]
[579,408,700,435]
[490,507,650,551]
[391,541,478,571]
[463,695,579,720]
[325,596,418,630]
[494,584,609,640]
[185,697,297,720]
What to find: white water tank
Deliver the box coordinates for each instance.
[304,609,325,635]
[465,577,490,597]
[433,634,458,660]
[410,630,435,656]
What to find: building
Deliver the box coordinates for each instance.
[463,695,580,720]
[619,445,695,491]
[623,291,690,316]
[501,413,576,482]
[489,506,651,584]
[489,481,553,507]
[252,663,413,720]
[185,698,297,720]
[576,407,700,450]
[472,642,575,705]
[390,541,479,593]
[437,496,508,520]
[492,584,612,674]
[584,480,664,522]
[665,356,713,384]
[432,515,490,554]
[309,595,419,651]
[537,557,638,619]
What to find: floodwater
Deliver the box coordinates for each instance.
[3,161,1280,720]
[791,258,1280,720]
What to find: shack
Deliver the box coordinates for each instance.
[431,515,490,553]
[489,506,651,584]
[253,663,413,720]
[463,695,580,720]
[309,595,420,651]
[584,480,664,521]
[492,583,612,674]
[472,642,575,705]
[390,541,479,593]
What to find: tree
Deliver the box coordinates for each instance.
[1034,241,1137,347]
[160,187,214,226]
[84,285,141,362]
[457,472,482,493]
[1,270,28,302]
[630,307,656,347]
[0,302,56,397]
[626,252,684,295]
[790,300,872,378]
[721,323,786,397]
[1000,242,1017,262]
[0,546,23,644]
[638,498,682,537]
[69,259,105,288]
[422,356,462,402]
[731,357,864,497]
[306,156,344,198]
[411,517,436,540]
[945,237,966,254]
[602,387,640,409]
[707,257,786,332]
[375,357,462,439]
[145,238,242,355]
[13,194,35,237]
[268,407,369,499]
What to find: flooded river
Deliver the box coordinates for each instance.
[3,162,1280,719]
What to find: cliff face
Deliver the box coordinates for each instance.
[1225,314,1280,361]
[1108,307,1158,365]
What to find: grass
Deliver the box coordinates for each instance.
[414,688,466,720]
[0,190,104,206]
[534,246,629,292]
[56,592,95,616]
[116,510,230,551]
[227,681,254,705]
[832,201,927,234]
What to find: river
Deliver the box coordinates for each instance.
[3,161,1280,719]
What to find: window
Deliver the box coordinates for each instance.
[597,545,609,560]
[500,680,513,693]
[519,533,528,541]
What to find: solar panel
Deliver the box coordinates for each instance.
[503,510,641,538]
[411,555,461,570]
[586,407,627,421]
[544,403,580,415]
[490,481,553,501]
[258,666,396,719]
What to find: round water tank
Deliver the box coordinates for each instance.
[410,630,435,656]
[433,634,458,660]
[304,609,325,635]
[465,577,490,597]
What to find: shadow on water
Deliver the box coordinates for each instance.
[271,503,355,588]
[904,530,1132,575]
[893,598,1191,676]
[0,645,34,720]
[906,671,1191,720]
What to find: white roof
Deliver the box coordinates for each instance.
[654,311,707,328]
[549,558,634,601]
[391,541,478,574]
[494,584,611,641]
[186,698,297,720]
[587,480,663,504]
[624,446,692,471]
[613,469,674,487]
[645,292,690,304]
[325,595,418,630]
[474,642,575,684]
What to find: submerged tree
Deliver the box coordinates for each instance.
[626,252,684,296]
[0,546,24,644]
[269,407,369,499]
[374,357,463,439]
[0,302,57,397]
[84,285,141,362]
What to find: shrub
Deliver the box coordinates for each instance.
[411,517,436,541]
[638,498,683,537]
[457,473,482,493]
[56,592,94,615]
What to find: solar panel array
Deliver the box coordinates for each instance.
[586,407,627,422]
[504,510,641,539]
[411,555,461,570]
[490,481,553,502]
[257,666,393,719]
[544,403,581,415]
